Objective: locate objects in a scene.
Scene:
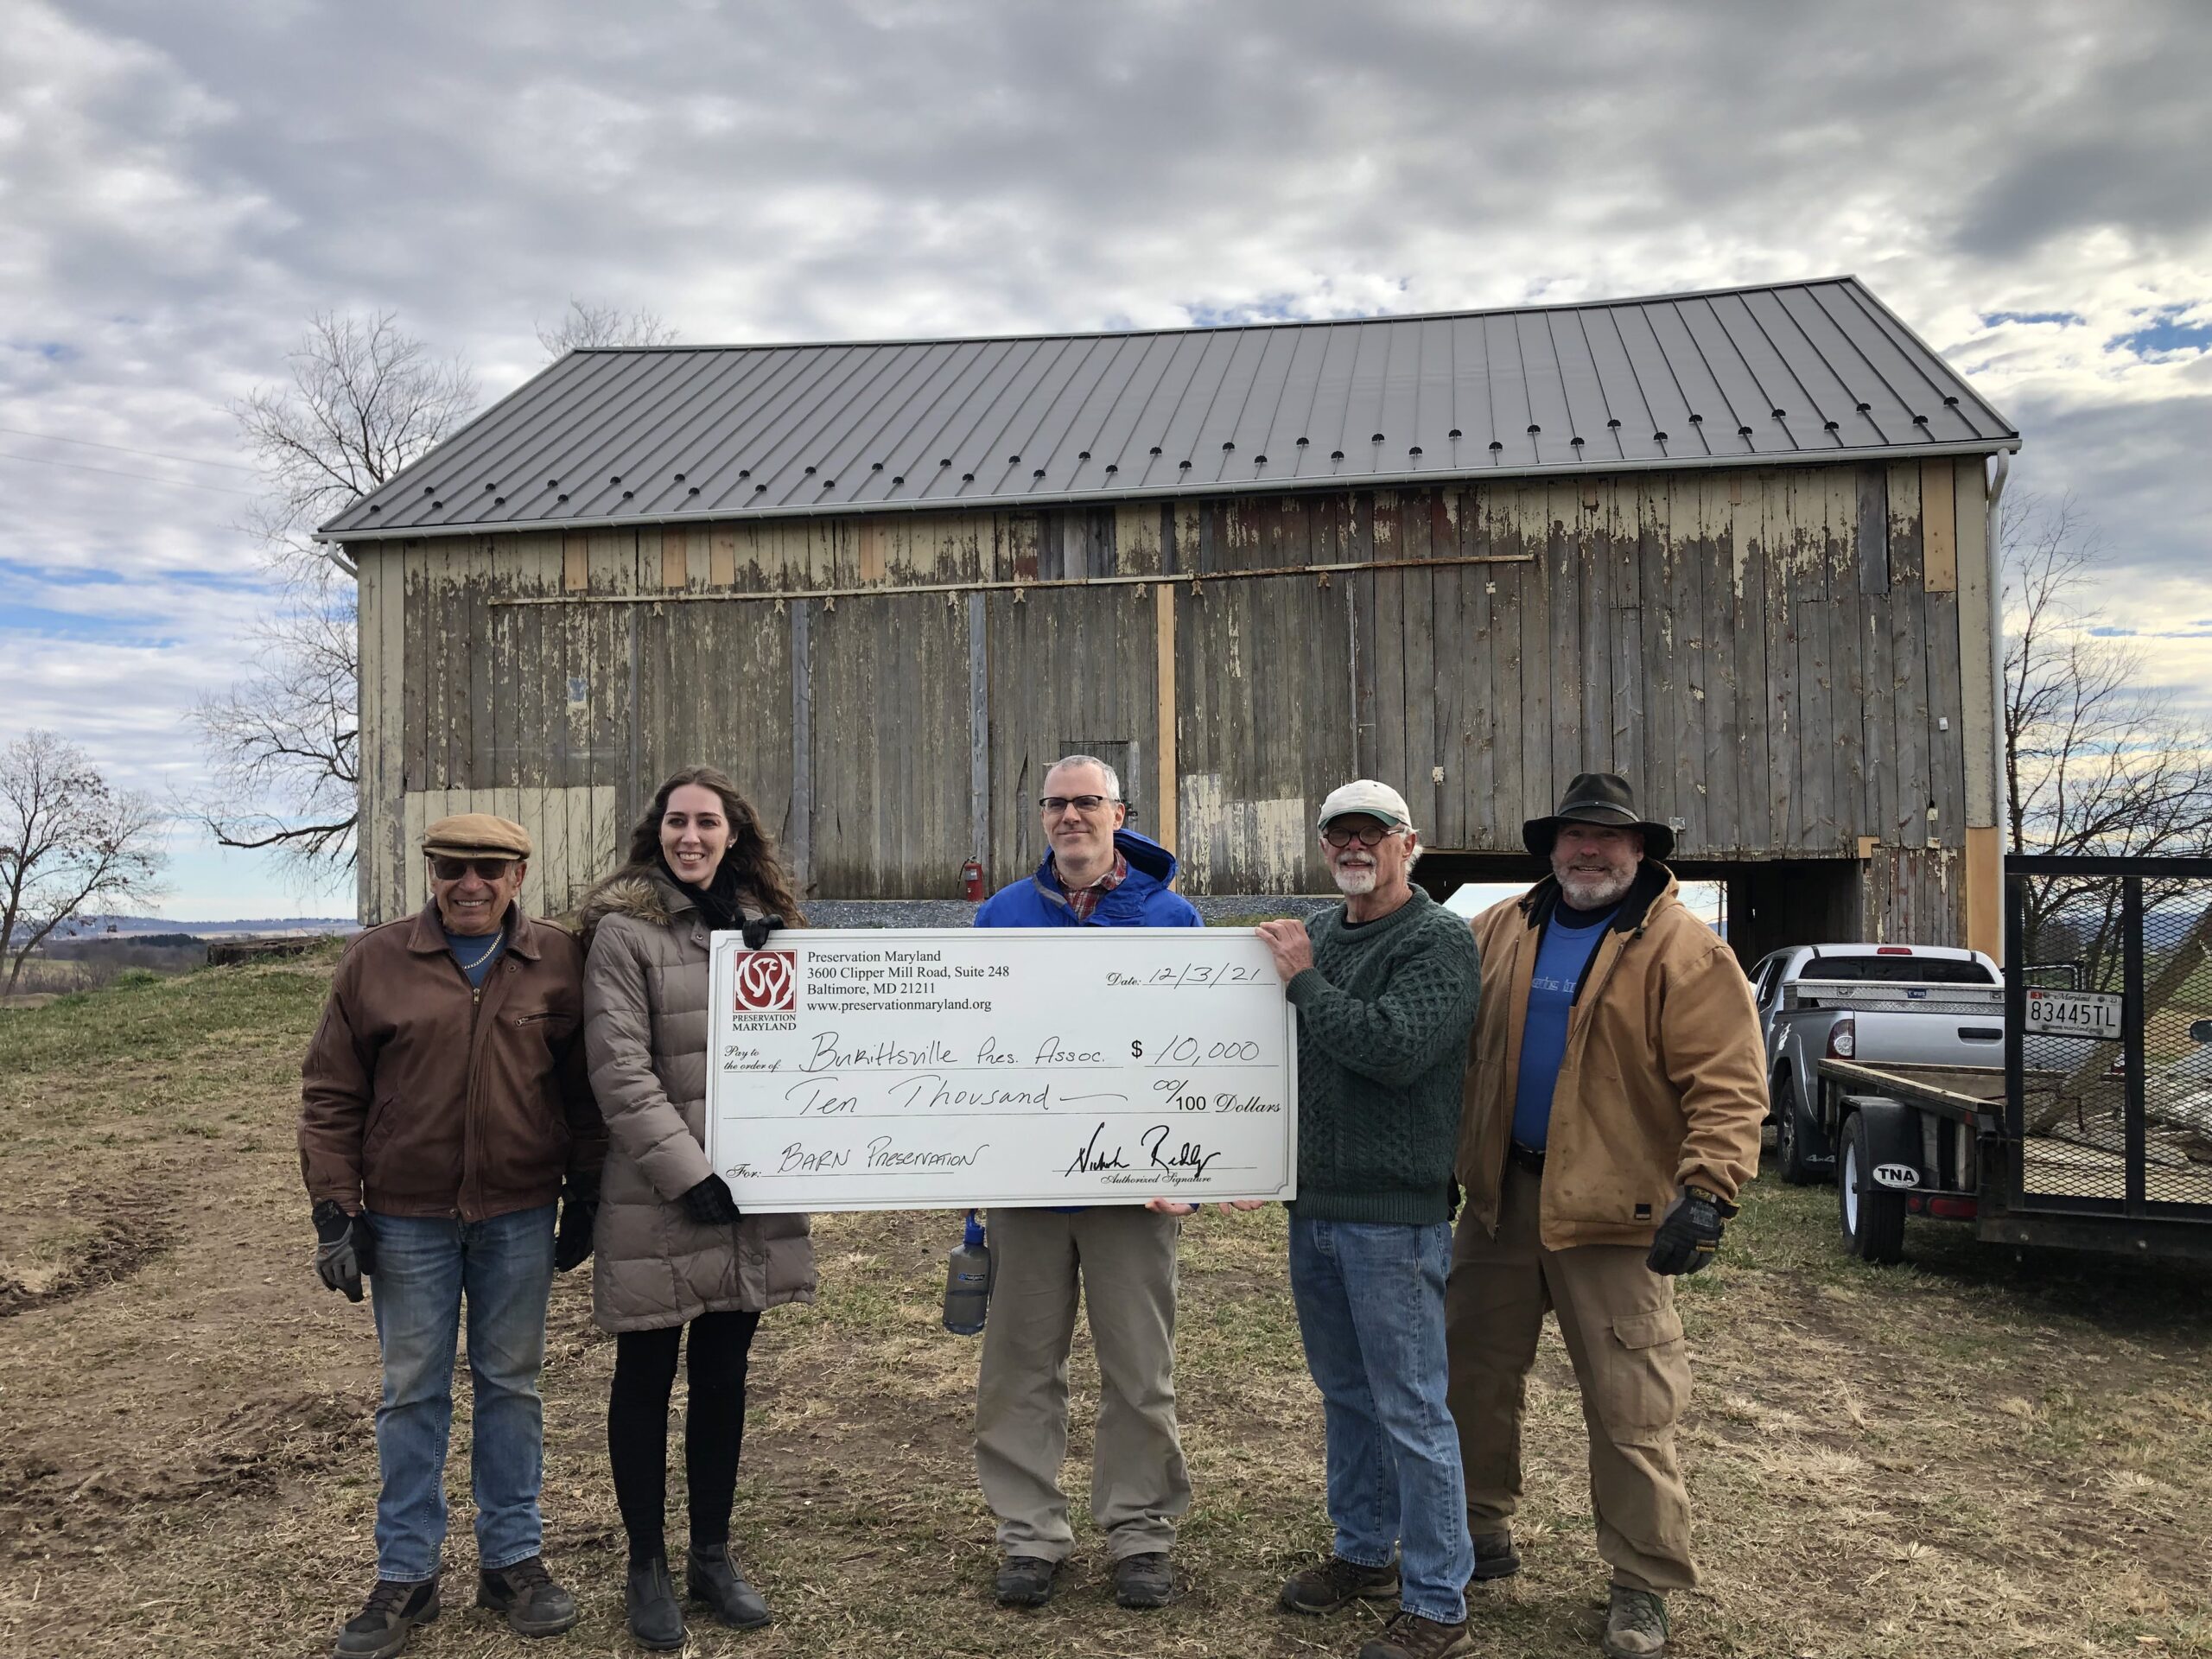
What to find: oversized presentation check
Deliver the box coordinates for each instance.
[703,928,1298,1211]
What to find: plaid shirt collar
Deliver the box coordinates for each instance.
[1057,851,1128,922]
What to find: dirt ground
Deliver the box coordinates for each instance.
[3,957,2209,1659]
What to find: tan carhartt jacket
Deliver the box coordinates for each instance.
[1456,864,1766,1251]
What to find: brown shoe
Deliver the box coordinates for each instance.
[1470,1529,1521,1581]
[1278,1554,1400,1614]
[1602,1586,1670,1657]
[1357,1608,1475,1659]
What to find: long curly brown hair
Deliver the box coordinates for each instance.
[613,766,806,925]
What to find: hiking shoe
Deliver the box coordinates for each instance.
[1278,1553,1401,1614]
[1602,1586,1671,1657]
[1357,1608,1475,1659]
[476,1555,578,1637]
[995,1554,1060,1607]
[624,1554,685,1651]
[688,1540,772,1629]
[1470,1528,1522,1582]
[334,1576,441,1659]
[1114,1551,1173,1609]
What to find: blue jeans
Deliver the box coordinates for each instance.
[366,1205,556,1582]
[1289,1217,1471,1624]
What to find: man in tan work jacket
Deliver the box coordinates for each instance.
[1448,775,1764,1659]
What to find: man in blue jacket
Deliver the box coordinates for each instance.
[972,754,1200,1614]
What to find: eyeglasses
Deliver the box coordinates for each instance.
[429,856,518,882]
[1320,823,1397,849]
[1039,794,1116,815]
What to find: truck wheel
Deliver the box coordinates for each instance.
[1838,1111,1906,1264]
[1773,1072,1828,1186]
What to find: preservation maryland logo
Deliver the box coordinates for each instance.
[734,950,799,1013]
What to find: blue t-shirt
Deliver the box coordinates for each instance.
[442,922,508,988]
[1510,904,1617,1150]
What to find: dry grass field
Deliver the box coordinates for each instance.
[3,954,2209,1659]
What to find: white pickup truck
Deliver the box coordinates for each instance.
[1747,943,2005,1184]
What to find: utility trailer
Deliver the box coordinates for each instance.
[1800,853,2212,1264]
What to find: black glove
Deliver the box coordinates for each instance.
[1644,1185,1738,1276]
[555,1175,600,1272]
[313,1199,375,1302]
[681,1173,743,1226]
[741,912,786,951]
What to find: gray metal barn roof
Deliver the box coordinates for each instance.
[321,276,2018,542]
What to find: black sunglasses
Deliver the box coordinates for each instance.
[429,855,519,882]
[1320,823,1396,849]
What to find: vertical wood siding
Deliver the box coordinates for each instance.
[351,462,1993,927]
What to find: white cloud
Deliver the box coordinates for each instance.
[3,0,2209,914]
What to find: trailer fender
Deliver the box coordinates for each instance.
[1847,1098,1924,1190]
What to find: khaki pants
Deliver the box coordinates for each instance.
[1445,1161,1697,1592]
[974,1206,1191,1561]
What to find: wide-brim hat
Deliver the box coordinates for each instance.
[1522,773,1674,862]
[422,812,532,860]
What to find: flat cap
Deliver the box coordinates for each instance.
[1316,779,1412,830]
[421,812,532,859]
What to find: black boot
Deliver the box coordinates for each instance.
[476,1555,579,1637]
[688,1540,772,1629]
[334,1576,440,1659]
[624,1554,685,1651]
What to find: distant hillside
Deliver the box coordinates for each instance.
[26,914,358,944]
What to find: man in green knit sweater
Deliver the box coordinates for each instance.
[1256,779,1483,1659]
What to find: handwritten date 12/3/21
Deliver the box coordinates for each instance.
[1105,961,1270,990]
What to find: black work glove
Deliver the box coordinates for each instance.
[1644,1185,1738,1276]
[312,1199,375,1302]
[680,1173,742,1226]
[740,912,786,950]
[555,1175,600,1272]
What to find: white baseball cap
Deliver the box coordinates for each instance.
[1315,779,1412,830]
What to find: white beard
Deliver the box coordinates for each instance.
[1332,864,1378,896]
[1559,867,1634,908]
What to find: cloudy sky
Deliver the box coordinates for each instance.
[3,0,2209,919]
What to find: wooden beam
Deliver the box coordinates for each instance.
[968,592,989,874]
[791,601,812,891]
[1154,581,1179,857]
[1964,824,2000,960]
[563,531,588,593]
[1923,460,1958,592]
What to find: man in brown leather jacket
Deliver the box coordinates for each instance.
[300,813,602,1659]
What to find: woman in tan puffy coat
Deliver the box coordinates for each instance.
[579,766,816,1649]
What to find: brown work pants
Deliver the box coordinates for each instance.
[1445,1160,1697,1592]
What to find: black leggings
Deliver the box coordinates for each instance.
[607,1310,761,1560]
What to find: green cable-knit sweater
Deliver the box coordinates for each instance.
[1286,887,1482,1224]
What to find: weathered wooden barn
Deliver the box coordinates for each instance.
[321,276,2018,961]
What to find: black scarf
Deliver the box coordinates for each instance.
[659,853,747,934]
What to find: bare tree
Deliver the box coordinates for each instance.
[0,730,166,995]
[536,297,679,359]
[192,313,477,879]
[2004,493,2212,995]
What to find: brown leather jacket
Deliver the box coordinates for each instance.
[299,903,603,1220]
[1457,864,1765,1251]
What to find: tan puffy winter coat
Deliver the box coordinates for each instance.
[580,870,816,1333]
[1456,864,1766,1252]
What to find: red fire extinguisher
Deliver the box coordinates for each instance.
[962,857,984,901]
